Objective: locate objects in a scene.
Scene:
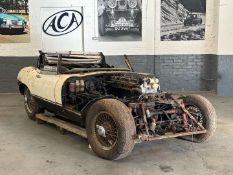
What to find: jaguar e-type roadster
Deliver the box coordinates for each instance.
[17,51,216,160]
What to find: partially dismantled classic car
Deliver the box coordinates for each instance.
[17,51,216,160]
[98,0,142,36]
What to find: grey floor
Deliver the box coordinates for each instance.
[0,93,232,175]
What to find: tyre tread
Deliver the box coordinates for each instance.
[86,99,136,160]
[184,94,217,143]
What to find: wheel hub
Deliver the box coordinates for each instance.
[25,90,35,113]
[95,113,118,148]
[186,105,204,130]
[96,125,106,137]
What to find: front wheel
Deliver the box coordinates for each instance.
[86,99,136,160]
[183,95,217,143]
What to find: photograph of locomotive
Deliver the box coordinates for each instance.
[97,0,142,41]
[161,0,206,41]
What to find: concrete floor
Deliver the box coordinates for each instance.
[0,93,232,175]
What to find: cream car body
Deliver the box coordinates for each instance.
[18,67,135,105]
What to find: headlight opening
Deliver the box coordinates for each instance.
[108,0,117,8]
[128,0,138,8]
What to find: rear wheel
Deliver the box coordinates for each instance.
[183,95,217,143]
[24,88,42,120]
[86,99,136,160]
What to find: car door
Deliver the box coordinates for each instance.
[29,68,60,104]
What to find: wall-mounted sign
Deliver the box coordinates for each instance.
[161,0,206,41]
[42,10,83,36]
[41,7,83,51]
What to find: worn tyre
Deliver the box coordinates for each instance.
[98,15,106,36]
[24,88,42,120]
[183,95,217,143]
[86,99,136,160]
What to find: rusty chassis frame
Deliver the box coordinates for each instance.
[130,94,207,142]
[35,109,207,143]
[35,95,207,143]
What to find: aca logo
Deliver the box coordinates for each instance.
[42,10,83,36]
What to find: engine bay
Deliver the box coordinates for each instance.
[63,73,159,109]
[62,72,203,139]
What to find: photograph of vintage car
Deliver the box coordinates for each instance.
[0,0,29,43]
[17,51,216,160]
[184,13,203,26]
[98,0,142,41]
[161,0,206,41]
[0,8,27,33]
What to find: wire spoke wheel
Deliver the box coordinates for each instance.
[86,99,136,160]
[24,89,35,113]
[182,95,217,143]
[185,105,204,130]
[24,88,42,120]
[95,112,118,150]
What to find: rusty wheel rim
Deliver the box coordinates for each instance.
[186,105,204,129]
[24,90,35,113]
[95,112,118,150]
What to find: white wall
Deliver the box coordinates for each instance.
[217,0,233,55]
[29,0,155,56]
[0,0,224,56]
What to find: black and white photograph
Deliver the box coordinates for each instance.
[161,0,206,41]
[97,0,142,41]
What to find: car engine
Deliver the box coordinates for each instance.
[33,51,207,141]
[65,73,160,108]
[62,73,200,138]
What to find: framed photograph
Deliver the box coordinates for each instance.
[161,0,206,41]
[97,0,142,41]
[0,0,30,43]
